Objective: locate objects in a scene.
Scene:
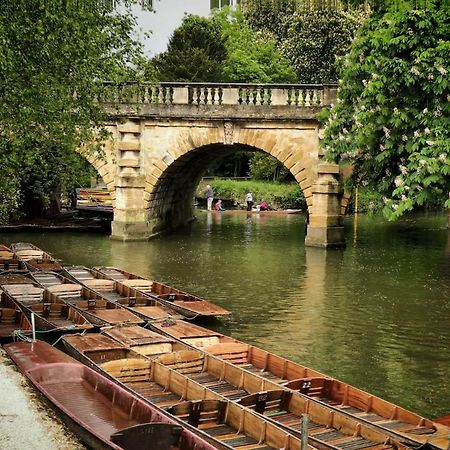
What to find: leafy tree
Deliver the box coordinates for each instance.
[241,0,367,83]
[0,0,144,221]
[154,15,227,82]
[214,8,297,83]
[321,0,450,219]
[249,153,293,181]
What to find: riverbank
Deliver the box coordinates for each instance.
[0,348,84,450]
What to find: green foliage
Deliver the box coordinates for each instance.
[241,0,367,83]
[154,15,227,82]
[248,153,292,181]
[214,8,297,83]
[322,0,450,220]
[197,179,306,210]
[0,0,143,220]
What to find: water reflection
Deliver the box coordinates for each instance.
[0,211,449,417]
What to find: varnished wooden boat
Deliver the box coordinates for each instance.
[0,305,31,339]
[10,242,62,271]
[4,340,217,450]
[149,320,447,448]
[61,333,304,450]
[0,274,94,332]
[0,245,23,271]
[41,279,144,327]
[435,416,450,426]
[62,266,183,321]
[155,349,416,450]
[101,325,189,357]
[92,266,231,319]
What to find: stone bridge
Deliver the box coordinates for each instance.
[86,82,348,247]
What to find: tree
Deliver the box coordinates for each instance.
[321,0,450,219]
[0,0,144,221]
[214,8,297,83]
[153,15,227,82]
[241,0,367,83]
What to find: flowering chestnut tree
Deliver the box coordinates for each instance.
[322,0,449,219]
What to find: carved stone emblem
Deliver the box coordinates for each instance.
[224,121,234,145]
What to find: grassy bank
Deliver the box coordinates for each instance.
[197,179,306,210]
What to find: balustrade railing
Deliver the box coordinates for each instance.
[100,82,338,107]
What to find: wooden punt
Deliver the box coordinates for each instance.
[101,325,190,357]
[93,266,231,319]
[0,274,94,332]
[0,307,31,339]
[149,320,446,448]
[62,266,183,322]
[42,280,144,327]
[3,340,218,450]
[155,349,414,450]
[0,245,23,271]
[61,334,304,450]
[10,242,62,271]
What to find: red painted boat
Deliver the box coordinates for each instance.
[4,341,219,450]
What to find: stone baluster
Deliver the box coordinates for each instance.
[221,87,238,105]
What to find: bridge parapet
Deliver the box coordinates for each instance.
[100,82,338,108]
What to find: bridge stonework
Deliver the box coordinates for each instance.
[91,83,347,248]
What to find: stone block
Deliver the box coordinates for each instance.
[312,183,341,194]
[119,167,139,177]
[309,214,343,228]
[118,140,140,151]
[118,122,141,134]
[118,158,140,167]
[317,163,340,174]
[290,163,305,177]
[116,175,145,188]
[111,220,151,241]
[305,226,345,248]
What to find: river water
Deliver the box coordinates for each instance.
[1,211,449,419]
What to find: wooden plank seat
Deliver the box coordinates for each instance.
[32,272,64,288]
[15,250,44,261]
[47,284,83,299]
[83,279,115,291]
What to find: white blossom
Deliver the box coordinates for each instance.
[428,73,434,80]
[362,79,368,86]
[438,153,448,163]
[380,144,385,151]
[402,135,408,141]
[394,176,403,187]
[424,127,431,134]
[411,66,420,76]
[393,107,400,115]
[437,67,448,75]
[426,140,435,146]
[383,127,390,138]
[423,108,428,114]
[419,159,427,166]
[392,203,399,210]
[401,195,407,201]
[414,130,420,138]
[400,165,408,175]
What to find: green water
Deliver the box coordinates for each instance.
[1,211,449,418]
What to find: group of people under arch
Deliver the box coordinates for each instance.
[205,185,269,212]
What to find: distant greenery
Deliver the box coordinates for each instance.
[322,0,450,220]
[197,179,306,210]
[241,0,368,83]
[154,15,227,82]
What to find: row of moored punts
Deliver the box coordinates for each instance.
[1,243,449,450]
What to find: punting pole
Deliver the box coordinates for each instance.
[31,312,36,342]
[301,414,309,450]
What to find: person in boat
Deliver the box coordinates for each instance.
[205,185,214,211]
[259,199,268,211]
[245,192,253,211]
[214,199,225,211]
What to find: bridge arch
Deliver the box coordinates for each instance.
[142,124,319,234]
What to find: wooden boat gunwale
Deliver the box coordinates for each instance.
[92,266,232,318]
[0,274,94,332]
[62,265,183,322]
[3,341,218,450]
[147,320,445,448]
[61,334,304,450]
